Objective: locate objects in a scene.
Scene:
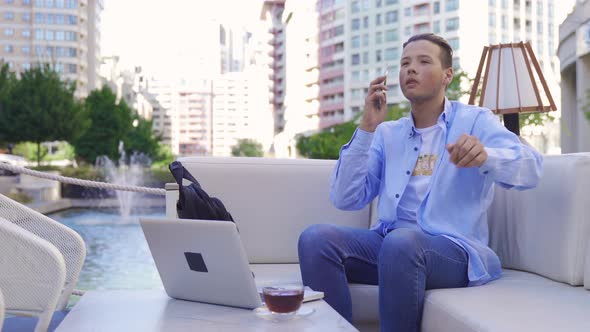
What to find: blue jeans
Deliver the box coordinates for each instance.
[298,224,469,332]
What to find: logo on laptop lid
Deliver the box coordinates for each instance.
[184,252,208,273]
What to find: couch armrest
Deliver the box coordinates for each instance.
[165,183,179,218]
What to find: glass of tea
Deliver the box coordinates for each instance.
[262,284,305,315]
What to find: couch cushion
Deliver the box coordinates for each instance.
[422,269,590,332]
[177,157,371,264]
[487,153,590,286]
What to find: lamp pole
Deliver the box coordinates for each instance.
[503,113,520,136]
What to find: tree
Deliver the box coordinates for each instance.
[231,139,264,157]
[123,116,160,159]
[0,64,87,165]
[73,86,132,163]
[585,89,590,122]
[446,68,473,101]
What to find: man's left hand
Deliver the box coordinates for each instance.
[446,134,488,168]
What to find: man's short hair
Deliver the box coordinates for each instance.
[402,33,453,69]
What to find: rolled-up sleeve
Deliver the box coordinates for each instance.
[474,109,543,190]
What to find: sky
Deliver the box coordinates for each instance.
[100,0,578,80]
[100,0,264,79]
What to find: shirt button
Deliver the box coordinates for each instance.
[395,194,400,198]
[483,171,489,175]
[406,171,410,175]
[414,147,418,151]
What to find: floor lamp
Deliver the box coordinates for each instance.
[468,41,556,136]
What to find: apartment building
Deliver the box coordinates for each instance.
[0,0,103,97]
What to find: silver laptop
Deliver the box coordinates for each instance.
[139,217,262,309]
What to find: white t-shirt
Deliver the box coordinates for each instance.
[396,124,444,227]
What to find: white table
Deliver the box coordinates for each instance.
[56,290,358,332]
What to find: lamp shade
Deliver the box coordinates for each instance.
[469,41,556,115]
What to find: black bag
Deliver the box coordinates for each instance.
[169,161,235,223]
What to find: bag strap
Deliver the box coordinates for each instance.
[169,161,200,187]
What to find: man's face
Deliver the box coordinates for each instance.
[399,40,453,103]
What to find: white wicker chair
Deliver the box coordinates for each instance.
[0,193,86,332]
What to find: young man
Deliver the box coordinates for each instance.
[298,33,543,331]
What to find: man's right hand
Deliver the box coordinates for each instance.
[360,76,388,133]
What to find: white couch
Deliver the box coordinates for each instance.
[166,154,590,332]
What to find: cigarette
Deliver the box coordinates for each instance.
[382,70,388,93]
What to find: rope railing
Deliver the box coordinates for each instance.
[0,163,166,196]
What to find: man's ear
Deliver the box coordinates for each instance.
[444,67,454,87]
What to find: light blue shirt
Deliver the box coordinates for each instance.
[330,98,543,286]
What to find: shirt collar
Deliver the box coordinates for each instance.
[408,97,452,138]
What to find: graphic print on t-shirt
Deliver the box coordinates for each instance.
[412,154,437,176]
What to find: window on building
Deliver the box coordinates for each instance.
[22,29,30,37]
[352,70,360,81]
[385,0,397,4]
[501,0,507,9]
[448,38,459,50]
[4,0,14,3]
[47,13,54,24]
[46,30,54,40]
[352,18,360,30]
[362,33,369,46]
[376,0,382,8]
[433,21,440,33]
[22,0,31,4]
[363,16,369,28]
[385,28,398,42]
[56,30,64,40]
[501,15,507,29]
[489,0,496,6]
[68,15,76,25]
[21,46,30,54]
[537,22,542,33]
[446,18,459,31]
[361,0,369,11]
[489,13,496,27]
[537,0,543,16]
[385,10,397,23]
[362,51,368,64]
[4,45,13,53]
[22,63,31,70]
[352,35,361,48]
[67,63,77,74]
[4,28,14,36]
[376,13,381,25]
[46,0,54,7]
[376,49,382,62]
[384,47,398,61]
[404,7,411,16]
[352,54,360,65]
[446,0,459,11]
[56,0,63,7]
[433,1,440,14]
[404,26,411,36]
[22,13,30,21]
[376,31,383,44]
[35,29,43,40]
[66,0,76,8]
[35,12,42,23]
[4,12,14,20]
[35,0,43,6]
[351,0,360,13]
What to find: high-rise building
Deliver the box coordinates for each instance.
[261,0,287,134]
[0,0,103,97]
[212,69,274,157]
[149,78,214,156]
[273,0,321,158]
[318,0,561,137]
[557,0,590,153]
